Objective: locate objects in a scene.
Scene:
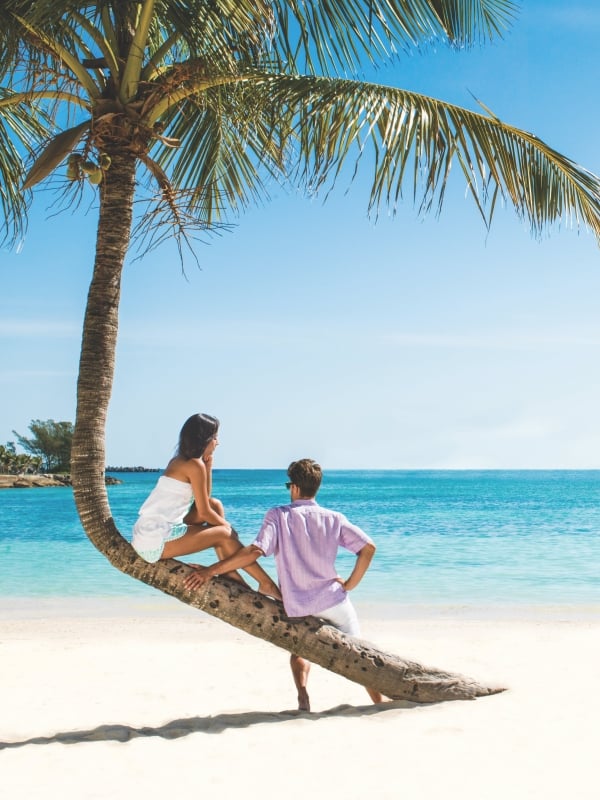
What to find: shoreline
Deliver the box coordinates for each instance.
[0,473,74,489]
[2,593,599,622]
[0,473,122,488]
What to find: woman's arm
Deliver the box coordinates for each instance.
[203,453,213,497]
[186,459,228,527]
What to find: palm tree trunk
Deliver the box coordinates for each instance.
[71,148,136,558]
[130,559,506,703]
[69,151,503,705]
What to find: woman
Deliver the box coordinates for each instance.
[131,413,280,598]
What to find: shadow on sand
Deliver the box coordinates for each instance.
[0,700,419,750]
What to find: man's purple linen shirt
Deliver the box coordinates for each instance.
[252,499,374,618]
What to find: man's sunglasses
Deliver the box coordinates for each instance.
[285,482,293,489]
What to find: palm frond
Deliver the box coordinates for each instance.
[3,1,598,249]
[150,71,600,241]
[270,0,518,76]
[0,88,51,245]
[70,8,119,77]
[22,120,90,190]
[120,0,156,103]
[254,74,600,239]
[3,2,519,87]
[12,12,100,99]
[155,83,284,223]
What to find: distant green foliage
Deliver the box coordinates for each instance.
[12,419,73,473]
[0,441,43,474]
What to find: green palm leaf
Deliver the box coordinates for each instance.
[22,120,90,190]
[155,79,290,222]
[0,89,50,244]
[269,0,518,76]
[151,72,600,239]
[1,0,598,245]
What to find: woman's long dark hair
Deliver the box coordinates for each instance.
[176,413,220,459]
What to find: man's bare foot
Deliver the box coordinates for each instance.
[297,688,310,712]
[258,579,282,601]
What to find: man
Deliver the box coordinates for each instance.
[184,458,383,711]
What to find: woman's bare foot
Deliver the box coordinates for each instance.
[258,579,282,601]
[297,688,310,712]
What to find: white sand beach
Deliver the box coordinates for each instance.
[1,598,598,800]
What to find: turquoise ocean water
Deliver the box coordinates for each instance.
[1,470,600,609]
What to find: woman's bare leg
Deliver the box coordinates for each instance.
[178,491,281,599]
[160,524,244,582]
[161,523,233,559]
[241,559,281,599]
[183,497,225,526]
[181,498,281,598]
[161,524,280,597]
[213,528,280,597]
[212,538,250,585]
[209,497,225,516]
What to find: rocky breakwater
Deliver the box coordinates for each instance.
[0,474,122,488]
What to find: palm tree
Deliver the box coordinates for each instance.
[0,1,598,701]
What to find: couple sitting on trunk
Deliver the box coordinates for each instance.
[131,413,382,711]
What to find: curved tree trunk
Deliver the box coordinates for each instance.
[70,148,504,705]
[131,555,506,702]
[71,146,135,549]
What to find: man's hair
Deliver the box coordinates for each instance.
[287,459,322,497]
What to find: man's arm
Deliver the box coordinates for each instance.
[183,544,264,590]
[338,543,376,592]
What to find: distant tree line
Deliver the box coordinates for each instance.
[0,442,42,475]
[2,419,73,474]
[106,466,160,473]
[2,420,158,476]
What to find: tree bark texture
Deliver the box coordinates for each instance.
[71,148,136,537]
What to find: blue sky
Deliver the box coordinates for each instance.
[2,1,600,470]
